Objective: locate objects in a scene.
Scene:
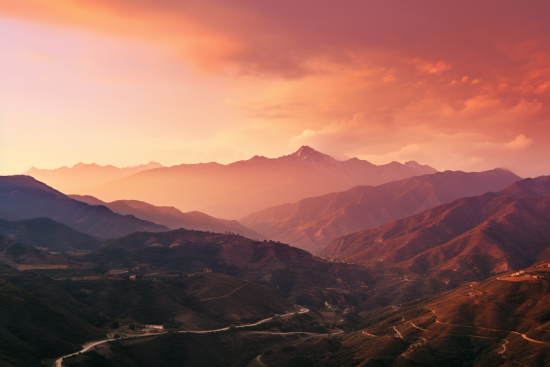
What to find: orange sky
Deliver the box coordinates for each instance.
[1,0,549,177]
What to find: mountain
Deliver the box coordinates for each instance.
[241,168,521,254]
[83,228,371,308]
[68,195,265,240]
[259,261,550,367]
[77,146,437,219]
[0,176,168,239]
[8,271,291,332]
[497,175,550,197]
[0,279,104,367]
[24,161,164,193]
[322,176,550,284]
[0,217,102,252]
[0,234,75,269]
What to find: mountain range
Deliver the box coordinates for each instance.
[24,161,164,193]
[242,168,521,254]
[0,217,102,252]
[45,146,437,219]
[322,176,550,283]
[68,195,265,240]
[0,176,168,240]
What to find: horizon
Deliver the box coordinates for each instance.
[19,145,439,173]
[1,1,550,178]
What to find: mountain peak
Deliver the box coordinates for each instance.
[290,146,336,162]
[293,146,317,157]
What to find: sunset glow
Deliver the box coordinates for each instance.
[1,0,549,177]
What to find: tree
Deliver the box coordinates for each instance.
[111,321,120,329]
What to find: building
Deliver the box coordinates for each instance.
[144,325,164,332]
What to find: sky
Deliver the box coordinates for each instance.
[0,0,549,177]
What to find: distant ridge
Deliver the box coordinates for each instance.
[76,146,437,219]
[24,161,164,193]
[241,168,521,254]
[0,175,168,239]
[69,194,265,240]
[0,217,102,252]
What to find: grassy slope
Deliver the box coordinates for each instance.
[0,279,104,367]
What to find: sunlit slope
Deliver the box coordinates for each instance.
[242,168,520,254]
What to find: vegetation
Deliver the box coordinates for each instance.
[0,279,104,367]
[0,217,102,252]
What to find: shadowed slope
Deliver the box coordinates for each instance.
[0,217,102,252]
[84,228,371,308]
[69,195,265,240]
[0,176,168,239]
[0,234,75,268]
[0,278,104,367]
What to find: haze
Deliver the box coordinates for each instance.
[1,0,549,177]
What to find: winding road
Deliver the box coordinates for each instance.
[55,308,311,367]
[425,307,550,345]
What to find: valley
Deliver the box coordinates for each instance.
[1,165,550,366]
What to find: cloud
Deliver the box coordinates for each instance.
[505,134,533,150]
[2,0,550,177]
[415,60,453,75]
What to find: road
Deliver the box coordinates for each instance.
[55,308,310,367]
[55,333,154,367]
[425,307,550,345]
[178,307,310,334]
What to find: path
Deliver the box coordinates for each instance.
[55,308,310,366]
[55,333,153,367]
[179,307,310,334]
[393,326,404,340]
[198,284,248,302]
[425,307,550,345]
[255,354,266,366]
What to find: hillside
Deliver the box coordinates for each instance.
[0,176,168,239]
[242,168,521,254]
[322,263,550,367]
[322,177,550,284]
[8,271,291,331]
[24,161,164,193]
[0,234,76,269]
[69,195,265,240]
[497,175,550,197]
[0,278,104,367]
[0,217,102,252]
[78,146,437,219]
[82,228,371,308]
